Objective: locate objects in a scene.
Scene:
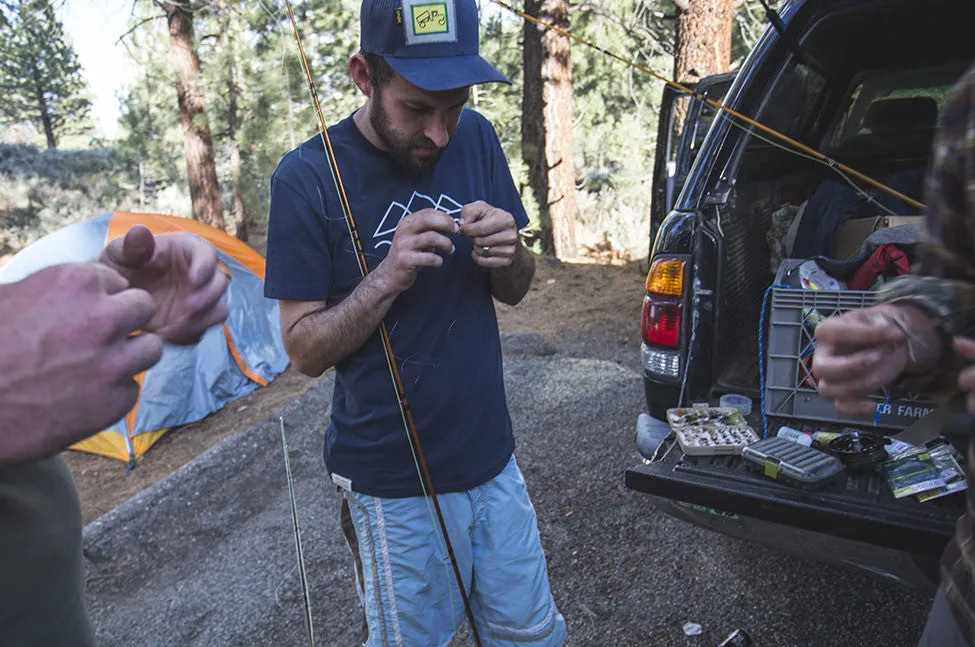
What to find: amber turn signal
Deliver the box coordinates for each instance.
[645,258,685,297]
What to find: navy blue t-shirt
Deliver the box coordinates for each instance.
[264,109,528,498]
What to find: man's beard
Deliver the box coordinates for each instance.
[370,92,448,170]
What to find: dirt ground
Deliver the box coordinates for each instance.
[67,249,647,523]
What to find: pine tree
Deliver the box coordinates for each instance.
[522,0,578,259]
[673,0,734,84]
[161,0,225,230]
[0,0,92,149]
[216,0,248,241]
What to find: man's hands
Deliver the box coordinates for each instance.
[0,226,231,466]
[812,304,938,418]
[100,226,229,345]
[373,208,457,294]
[459,201,518,269]
[0,264,163,465]
[372,202,522,295]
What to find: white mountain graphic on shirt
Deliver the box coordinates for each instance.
[372,191,463,249]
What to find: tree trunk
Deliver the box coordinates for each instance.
[164,1,225,230]
[139,159,146,207]
[673,0,734,84]
[37,91,56,150]
[522,0,577,259]
[219,0,248,241]
[31,68,56,149]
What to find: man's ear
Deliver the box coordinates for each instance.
[349,53,373,98]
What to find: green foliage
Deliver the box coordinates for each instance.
[233,0,364,223]
[735,0,782,63]
[528,0,672,256]
[0,144,122,254]
[110,3,190,218]
[0,0,93,149]
[0,0,776,259]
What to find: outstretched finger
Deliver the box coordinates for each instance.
[185,267,230,313]
[815,348,906,399]
[814,310,905,347]
[176,234,219,288]
[813,345,886,382]
[108,288,157,337]
[114,332,165,378]
[157,302,229,346]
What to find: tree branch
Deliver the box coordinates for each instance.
[117,14,165,45]
[572,0,672,57]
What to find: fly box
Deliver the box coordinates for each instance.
[667,404,760,456]
[742,437,846,489]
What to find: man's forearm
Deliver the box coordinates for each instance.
[489,242,534,305]
[880,274,975,391]
[285,272,399,377]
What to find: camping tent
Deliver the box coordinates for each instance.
[0,211,289,465]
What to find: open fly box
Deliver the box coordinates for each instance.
[666,404,760,456]
[742,437,846,490]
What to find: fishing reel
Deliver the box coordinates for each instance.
[825,430,889,469]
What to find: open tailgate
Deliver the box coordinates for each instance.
[625,439,961,555]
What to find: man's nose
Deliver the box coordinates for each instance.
[425,116,449,148]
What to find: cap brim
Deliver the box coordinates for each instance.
[385,54,511,92]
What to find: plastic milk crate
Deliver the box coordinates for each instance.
[764,288,936,431]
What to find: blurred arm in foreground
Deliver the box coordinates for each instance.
[0,224,228,646]
[813,65,975,647]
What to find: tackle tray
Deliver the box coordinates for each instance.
[667,404,760,456]
[741,437,846,490]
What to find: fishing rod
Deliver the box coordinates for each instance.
[279,416,316,647]
[490,0,926,212]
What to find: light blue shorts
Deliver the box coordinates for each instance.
[338,455,567,647]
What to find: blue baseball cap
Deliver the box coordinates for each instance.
[360,0,511,91]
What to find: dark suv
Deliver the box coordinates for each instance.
[627,0,975,588]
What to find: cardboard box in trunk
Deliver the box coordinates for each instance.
[832,215,922,259]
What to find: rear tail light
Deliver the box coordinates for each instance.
[642,256,687,379]
[641,298,683,348]
[642,345,681,377]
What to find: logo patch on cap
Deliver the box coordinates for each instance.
[402,0,457,45]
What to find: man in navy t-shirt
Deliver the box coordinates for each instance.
[264,0,567,644]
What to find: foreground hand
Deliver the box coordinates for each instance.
[812,304,910,418]
[955,337,975,414]
[375,208,457,293]
[0,264,163,465]
[100,226,229,345]
[458,201,518,268]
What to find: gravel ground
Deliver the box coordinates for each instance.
[83,334,933,646]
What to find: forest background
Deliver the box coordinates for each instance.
[0,0,778,264]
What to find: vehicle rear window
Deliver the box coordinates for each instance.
[760,63,829,141]
[826,65,964,150]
